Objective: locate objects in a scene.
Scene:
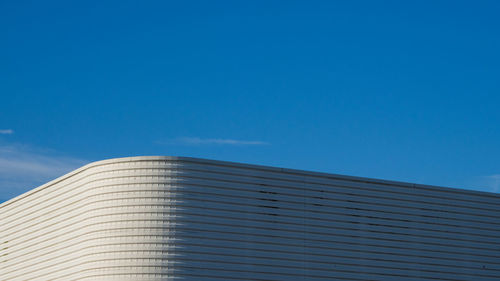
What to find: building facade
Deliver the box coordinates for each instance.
[1,156,499,280]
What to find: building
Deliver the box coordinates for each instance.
[1,156,499,281]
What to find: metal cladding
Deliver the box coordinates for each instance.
[1,156,500,281]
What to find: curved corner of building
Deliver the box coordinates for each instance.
[0,156,185,280]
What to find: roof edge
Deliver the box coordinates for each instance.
[2,155,499,209]
[0,156,181,209]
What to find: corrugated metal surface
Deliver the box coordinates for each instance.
[1,156,499,280]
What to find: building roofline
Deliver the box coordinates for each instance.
[1,155,498,209]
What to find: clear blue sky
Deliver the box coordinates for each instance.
[1,0,500,202]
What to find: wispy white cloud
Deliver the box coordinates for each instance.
[0,144,87,201]
[484,174,500,193]
[0,129,14,134]
[160,137,269,146]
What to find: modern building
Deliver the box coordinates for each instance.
[1,156,499,281]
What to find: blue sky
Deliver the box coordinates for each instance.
[1,1,500,202]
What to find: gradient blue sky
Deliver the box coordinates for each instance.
[1,0,500,202]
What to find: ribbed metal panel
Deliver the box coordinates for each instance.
[1,156,499,280]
